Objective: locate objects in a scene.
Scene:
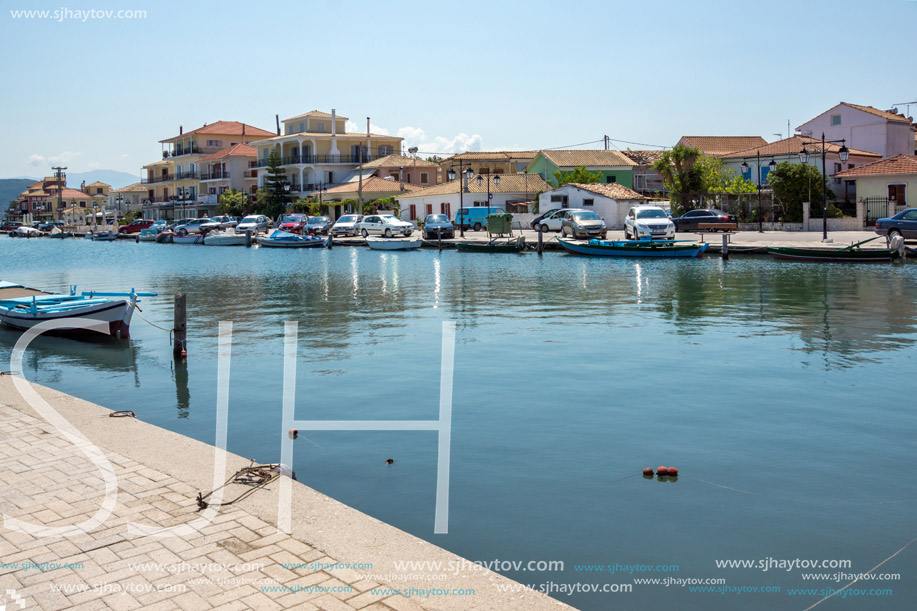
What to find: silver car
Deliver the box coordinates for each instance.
[235,215,272,234]
[331,214,363,237]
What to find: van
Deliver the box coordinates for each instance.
[454,206,503,231]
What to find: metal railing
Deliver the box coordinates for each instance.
[862,197,888,226]
[141,174,173,184]
[200,171,230,180]
[249,151,393,168]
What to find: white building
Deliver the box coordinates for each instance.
[395,174,548,221]
[796,102,916,159]
[537,183,646,229]
[107,183,148,215]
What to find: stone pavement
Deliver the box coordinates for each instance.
[0,378,572,611]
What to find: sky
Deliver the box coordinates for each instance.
[1,0,915,178]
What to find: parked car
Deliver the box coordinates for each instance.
[118,219,155,234]
[672,209,735,232]
[1,221,23,231]
[277,213,307,234]
[331,214,363,237]
[531,208,586,233]
[875,208,917,239]
[303,216,332,235]
[201,215,239,231]
[235,215,272,234]
[357,214,414,237]
[423,214,455,240]
[150,219,169,232]
[624,206,676,240]
[36,223,55,232]
[560,210,607,239]
[455,206,502,231]
[173,218,211,235]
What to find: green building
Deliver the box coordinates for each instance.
[526,150,636,188]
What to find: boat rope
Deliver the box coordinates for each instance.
[109,410,136,418]
[195,460,291,509]
[802,537,916,611]
[134,308,173,333]
[698,479,916,506]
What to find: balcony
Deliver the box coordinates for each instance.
[250,151,391,168]
[173,170,199,180]
[170,146,203,158]
[141,174,174,184]
[200,171,230,181]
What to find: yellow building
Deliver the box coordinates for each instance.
[16,176,93,221]
[142,120,275,219]
[80,181,112,209]
[437,151,538,180]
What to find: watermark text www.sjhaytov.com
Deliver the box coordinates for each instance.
[9,7,147,22]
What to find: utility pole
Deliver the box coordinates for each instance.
[52,165,67,220]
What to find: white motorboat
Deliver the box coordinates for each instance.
[87,230,118,241]
[366,236,423,251]
[172,233,203,244]
[203,230,247,246]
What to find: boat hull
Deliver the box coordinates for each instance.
[258,238,326,248]
[172,234,203,244]
[0,298,135,338]
[88,232,118,241]
[767,247,897,262]
[455,236,526,253]
[557,237,707,258]
[366,238,423,250]
[203,233,247,246]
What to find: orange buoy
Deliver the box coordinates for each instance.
[385,458,395,465]
[288,428,298,440]
[667,467,678,477]
[642,468,654,477]
[657,466,669,476]
[180,349,187,358]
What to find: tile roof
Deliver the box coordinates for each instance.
[679,136,768,156]
[718,135,881,159]
[112,182,149,193]
[397,174,549,198]
[835,154,917,178]
[85,181,110,187]
[160,121,275,142]
[438,151,539,164]
[358,154,440,170]
[283,110,348,122]
[563,182,646,200]
[198,143,258,162]
[538,149,636,168]
[843,103,912,123]
[620,149,667,165]
[323,176,423,195]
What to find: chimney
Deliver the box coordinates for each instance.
[331,109,336,136]
[179,125,183,135]
[276,114,281,136]
[242,123,246,137]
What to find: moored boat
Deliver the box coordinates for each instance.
[455,236,527,253]
[155,231,175,243]
[557,237,708,258]
[172,233,203,245]
[0,281,156,339]
[258,229,329,249]
[767,236,901,263]
[203,230,247,246]
[138,228,159,242]
[47,228,73,239]
[87,230,118,241]
[366,236,423,251]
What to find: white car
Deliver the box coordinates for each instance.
[532,208,586,233]
[357,214,414,238]
[624,206,675,240]
[235,215,272,234]
[201,215,238,231]
[331,214,363,237]
[173,218,211,235]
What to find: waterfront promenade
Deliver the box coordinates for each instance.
[0,376,573,611]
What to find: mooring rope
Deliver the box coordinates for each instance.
[698,479,916,507]
[134,309,173,333]
[802,537,916,610]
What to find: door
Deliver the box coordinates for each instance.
[441,202,451,217]
[888,184,906,207]
[409,204,416,221]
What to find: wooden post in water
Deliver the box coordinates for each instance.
[537,229,544,254]
[721,234,729,260]
[245,229,252,247]
[173,293,187,357]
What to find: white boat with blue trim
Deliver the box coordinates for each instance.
[0,281,155,339]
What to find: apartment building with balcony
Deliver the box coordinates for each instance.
[197,143,260,208]
[249,109,403,195]
[141,120,274,219]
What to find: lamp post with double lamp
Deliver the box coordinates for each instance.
[476,173,501,218]
[447,164,475,238]
[798,134,849,241]
[740,152,778,233]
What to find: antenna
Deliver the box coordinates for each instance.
[892,101,917,116]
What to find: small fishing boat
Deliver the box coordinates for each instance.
[768,236,901,263]
[9,227,45,238]
[87,230,118,241]
[0,281,156,339]
[172,233,203,245]
[203,230,247,246]
[155,231,174,243]
[366,236,423,251]
[455,236,527,253]
[258,230,329,249]
[557,237,708,258]
[137,228,159,242]
[47,228,73,239]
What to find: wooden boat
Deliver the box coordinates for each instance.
[155,231,174,243]
[768,237,900,263]
[557,237,708,258]
[258,230,329,249]
[0,281,155,339]
[172,233,203,245]
[203,230,247,246]
[87,230,118,241]
[137,228,159,242]
[47,228,73,239]
[366,236,423,251]
[455,236,527,253]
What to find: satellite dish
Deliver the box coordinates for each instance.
[408,147,419,154]
[890,107,899,114]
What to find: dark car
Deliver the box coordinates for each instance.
[423,214,454,240]
[1,221,23,231]
[875,208,917,239]
[560,210,607,239]
[118,219,155,234]
[672,209,735,232]
[303,216,332,235]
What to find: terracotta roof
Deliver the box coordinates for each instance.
[439,151,539,164]
[843,103,912,124]
[283,110,348,122]
[718,135,881,160]
[620,149,667,165]
[538,149,636,168]
[563,182,646,200]
[679,136,768,156]
[58,188,90,199]
[198,143,258,162]
[323,176,423,195]
[159,121,275,142]
[112,182,148,193]
[397,174,549,198]
[835,155,917,178]
[358,154,439,170]
[85,181,110,187]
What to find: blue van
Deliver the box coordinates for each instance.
[454,206,503,231]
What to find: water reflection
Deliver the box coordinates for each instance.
[172,359,189,418]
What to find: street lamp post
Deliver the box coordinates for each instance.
[447,163,475,238]
[740,152,778,233]
[798,133,849,241]
[476,174,501,237]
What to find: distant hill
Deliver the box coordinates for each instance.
[1,178,35,216]
[66,170,140,190]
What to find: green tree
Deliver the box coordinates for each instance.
[259,149,292,219]
[767,162,837,222]
[216,189,248,217]
[697,156,756,195]
[552,166,602,187]
[652,145,706,213]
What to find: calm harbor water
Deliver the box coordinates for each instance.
[2,238,916,610]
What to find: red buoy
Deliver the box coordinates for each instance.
[668,467,678,477]
[657,466,669,476]
[288,428,298,440]
[180,349,187,358]
[385,458,395,465]
[642,467,654,477]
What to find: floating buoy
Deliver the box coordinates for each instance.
[657,466,669,476]
[667,467,678,477]
[385,458,395,465]
[288,428,298,440]
[180,349,187,358]
[642,468,654,477]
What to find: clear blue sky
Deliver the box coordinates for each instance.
[2,0,914,177]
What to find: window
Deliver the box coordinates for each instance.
[831,115,841,126]
[888,184,906,205]
[378,145,394,156]
[606,175,617,184]
[209,187,216,195]
[315,121,325,132]
[420,172,429,184]
[583,198,594,206]
[96,188,103,194]
[390,171,400,180]
[409,204,416,220]
[207,139,222,147]
[550,194,568,205]
[441,202,451,217]
[425,204,433,215]
[299,122,304,133]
